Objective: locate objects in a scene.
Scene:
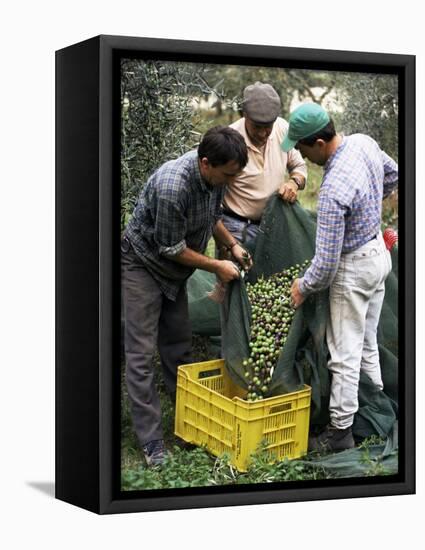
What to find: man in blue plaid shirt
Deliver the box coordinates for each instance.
[282,103,398,452]
[122,126,251,466]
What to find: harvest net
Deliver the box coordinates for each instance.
[188,196,398,468]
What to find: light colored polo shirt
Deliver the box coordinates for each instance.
[224,117,308,220]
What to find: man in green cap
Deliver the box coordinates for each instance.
[282,103,398,452]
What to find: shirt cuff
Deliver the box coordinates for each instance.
[158,239,186,257]
[298,277,310,297]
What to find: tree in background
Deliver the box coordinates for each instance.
[121,59,205,230]
[193,65,338,124]
[121,62,398,227]
[333,72,398,227]
[334,72,398,161]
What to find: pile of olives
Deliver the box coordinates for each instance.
[243,260,310,401]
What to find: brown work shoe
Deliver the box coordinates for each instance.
[309,424,355,453]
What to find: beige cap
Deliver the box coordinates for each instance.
[242,82,281,124]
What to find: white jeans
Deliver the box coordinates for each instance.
[327,232,392,429]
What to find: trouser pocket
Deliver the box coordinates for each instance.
[353,254,381,290]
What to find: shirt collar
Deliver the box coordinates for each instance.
[324,134,346,171]
[189,150,211,193]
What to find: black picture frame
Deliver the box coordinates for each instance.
[55,34,415,514]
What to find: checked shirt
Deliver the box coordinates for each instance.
[299,134,398,296]
[125,150,224,300]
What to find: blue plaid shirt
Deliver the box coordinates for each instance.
[299,134,398,296]
[125,150,224,300]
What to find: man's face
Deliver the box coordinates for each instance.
[200,159,243,187]
[295,140,327,166]
[244,116,274,148]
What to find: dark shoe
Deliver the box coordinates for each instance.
[309,424,355,453]
[142,439,167,467]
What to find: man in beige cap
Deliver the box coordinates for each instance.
[221,82,308,247]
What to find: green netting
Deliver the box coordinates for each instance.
[188,196,398,443]
[187,270,221,336]
[296,424,398,477]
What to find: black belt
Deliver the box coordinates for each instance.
[222,208,261,225]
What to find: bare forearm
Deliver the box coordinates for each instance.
[213,219,254,271]
[170,247,220,274]
[169,240,244,283]
[212,219,238,248]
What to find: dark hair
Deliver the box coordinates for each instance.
[298,119,336,147]
[198,126,248,168]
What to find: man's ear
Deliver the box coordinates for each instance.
[199,157,209,169]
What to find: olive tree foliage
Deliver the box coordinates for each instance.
[333,72,398,161]
[196,65,339,122]
[332,72,399,227]
[121,59,207,229]
[121,61,398,229]
[199,66,398,162]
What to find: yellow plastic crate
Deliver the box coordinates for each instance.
[175,359,311,472]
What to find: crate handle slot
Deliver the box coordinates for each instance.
[198,368,222,379]
[269,403,292,414]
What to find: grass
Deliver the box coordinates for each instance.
[121,334,334,491]
[121,337,398,490]
[122,443,332,491]
[297,160,323,212]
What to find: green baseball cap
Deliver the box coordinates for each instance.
[281,103,330,152]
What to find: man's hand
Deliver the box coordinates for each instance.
[215,260,241,283]
[291,278,305,308]
[231,243,253,271]
[278,180,298,204]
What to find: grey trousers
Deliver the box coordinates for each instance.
[221,213,261,245]
[121,238,193,446]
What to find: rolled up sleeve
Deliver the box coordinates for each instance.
[382,150,398,198]
[155,196,187,257]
